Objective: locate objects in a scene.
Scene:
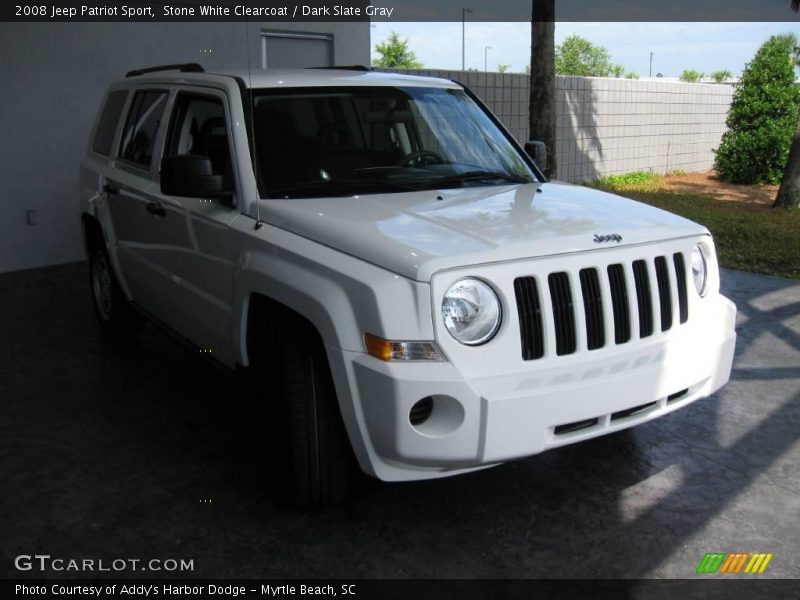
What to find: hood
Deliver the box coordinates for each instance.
[260,181,707,282]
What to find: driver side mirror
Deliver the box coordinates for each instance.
[160,155,231,201]
[524,140,548,174]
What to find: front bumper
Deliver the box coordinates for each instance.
[329,294,736,482]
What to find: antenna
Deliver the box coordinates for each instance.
[243,4,263,230]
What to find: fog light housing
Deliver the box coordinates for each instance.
[409,397,434,426]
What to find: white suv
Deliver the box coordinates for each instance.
[80,64,737,506]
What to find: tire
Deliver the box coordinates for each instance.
[88,245,142,338]
[281,322,353,507]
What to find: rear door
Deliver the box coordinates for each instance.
[106,88,173,312]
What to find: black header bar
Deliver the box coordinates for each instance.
[6,579,800,600]
[3,0,800,22]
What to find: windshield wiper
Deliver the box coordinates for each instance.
[266,178,418,199]
[421,170,532,189]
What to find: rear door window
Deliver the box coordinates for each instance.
[92,90,128,156]
[118,90,168,169]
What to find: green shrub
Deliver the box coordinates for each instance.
[679,69,704,83]
[711,69,733,83]
[714,34,800,184]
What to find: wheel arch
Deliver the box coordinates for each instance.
[240,286,377,478]
[244,292,328,361]
[81,212,105,254]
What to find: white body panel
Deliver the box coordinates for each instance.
[80,68,737,482]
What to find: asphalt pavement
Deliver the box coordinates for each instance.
[1,263,798,579]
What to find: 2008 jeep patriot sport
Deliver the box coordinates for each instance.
[80,63,736,506]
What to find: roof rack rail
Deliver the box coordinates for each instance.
[125,63,205,78]
[308,65,373,72]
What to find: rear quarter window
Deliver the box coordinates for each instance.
[92,90,128,156]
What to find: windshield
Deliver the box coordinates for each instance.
[252,86,538,199]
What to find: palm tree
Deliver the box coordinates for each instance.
[529,0,556,178]
[774,0,800,208]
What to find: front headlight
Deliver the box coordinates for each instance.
[442,278,501,345]
[691,244,708,297]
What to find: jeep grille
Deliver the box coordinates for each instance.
[514,252,690,360]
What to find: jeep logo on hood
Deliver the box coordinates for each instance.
[594,233,623,244]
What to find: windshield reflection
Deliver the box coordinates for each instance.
[252,86,537,199]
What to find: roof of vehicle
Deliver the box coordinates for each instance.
[120,65,462,90]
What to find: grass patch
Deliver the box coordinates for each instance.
[591,170,663,191]
[588,179,800,280]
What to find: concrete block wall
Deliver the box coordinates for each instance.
[556,76,733,183]
[381,69,734,184]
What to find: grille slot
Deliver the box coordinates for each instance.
[611,401,657,421]
[548,272,577,356]
[607,264,631,344]
[673,253,689,324]
[654,256,673,332]
[632,260,654,338]
[667,388,689,403]
[579,268,605,350]
[514,277,545,360]
[554,418,599,435]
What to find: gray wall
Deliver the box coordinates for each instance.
[0,22,369,273]
[381,68,734,184]
[555,76,733,183]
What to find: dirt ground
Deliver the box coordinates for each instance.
[663,170,779,207]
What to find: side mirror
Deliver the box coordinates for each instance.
[524,140,548,174]
[160,155,231,200]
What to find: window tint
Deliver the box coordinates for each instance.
[118,91,168,168]
[165,94,234,191]
[251,86,535,198]
[92,91,127,156]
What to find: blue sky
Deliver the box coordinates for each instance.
[370,22,800,77]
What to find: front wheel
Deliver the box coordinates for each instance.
[281,324,353,507]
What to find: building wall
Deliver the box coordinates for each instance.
[380,68,734,185]
[0,22,369,273]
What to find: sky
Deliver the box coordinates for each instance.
[370,22,800,77]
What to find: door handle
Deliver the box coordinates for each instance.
[146,201,166,217]
[103,182,119,195]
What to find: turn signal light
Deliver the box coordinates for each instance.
[364,334,445,362]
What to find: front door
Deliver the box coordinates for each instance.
[144,89,239,366]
